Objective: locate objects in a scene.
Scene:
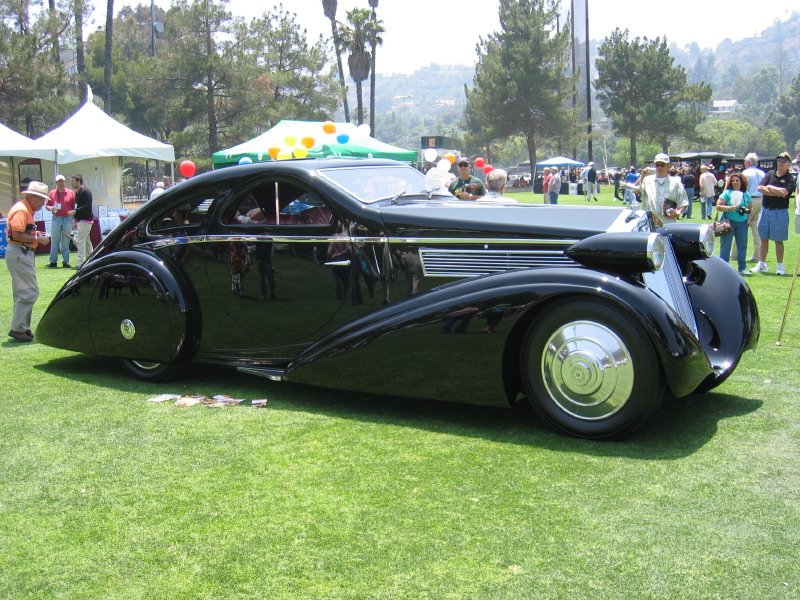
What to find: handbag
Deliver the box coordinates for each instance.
[712,211,733,237]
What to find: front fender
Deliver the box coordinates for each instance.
[285,267,713,405]
[684,255,760,384]
[37,250,200,364]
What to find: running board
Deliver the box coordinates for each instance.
[236,366,285,381]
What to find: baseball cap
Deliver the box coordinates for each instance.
[457,157,471,166]
[776,152,791,162]
[653,153,670,164]
[588,162,594,166]
[54,173,66,182]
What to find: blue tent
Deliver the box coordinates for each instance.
[535,156,585,168]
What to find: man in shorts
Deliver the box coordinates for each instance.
[750,152,796,275]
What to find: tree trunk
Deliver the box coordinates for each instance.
[355,79,364,125]
[330,21,350,122]
[369,40,376,133]
[629,131,637,168]
[104,0,114,111]
[207,76,217,153]
[76,0,87,105]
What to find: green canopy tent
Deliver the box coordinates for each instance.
[211,120,417,168]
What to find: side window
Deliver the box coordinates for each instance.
[150,195,214,232]
[223,181,332,227]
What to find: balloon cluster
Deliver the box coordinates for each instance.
[248,121,369,163]
[474,157,493,174]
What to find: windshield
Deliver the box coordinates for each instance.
[319,165,451,204]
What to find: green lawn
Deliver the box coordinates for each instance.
[2,196,799,599]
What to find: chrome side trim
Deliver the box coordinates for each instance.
[419,247,576,277]
[140,234,581,250]
[642,242,699,338]
[237,366,284,381]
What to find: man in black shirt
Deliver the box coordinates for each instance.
[71,174,94,268]
[750,152,796,275]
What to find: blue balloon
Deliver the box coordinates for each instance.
[238,156,253,165]
[336,134,350,144]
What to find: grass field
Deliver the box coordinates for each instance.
[2,188,799,599]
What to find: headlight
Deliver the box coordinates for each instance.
[566,232,665,275]
[647,233,666,271]
[656,223,715,261]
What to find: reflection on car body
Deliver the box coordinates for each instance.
[37,158,759,439]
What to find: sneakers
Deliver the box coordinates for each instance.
[750,262,768,273]
[45,262,57,268]
[776,263,786,276]
[738,269,750,275]
[62,262,72,268]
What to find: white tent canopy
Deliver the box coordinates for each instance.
[0,122,52,160]
[34,100,174,164]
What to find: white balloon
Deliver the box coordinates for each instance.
[437,158,451,172]
[423,148,438,163]
[356,123,371,137]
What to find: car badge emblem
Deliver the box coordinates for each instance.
[120,319,136,340]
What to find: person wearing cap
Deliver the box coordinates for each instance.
[70,174,94,269]
[634,153,688,225]
[448,157,486,200]
[44,174,76,268]
[5,181,51,342]
[547,166,562,204]
[750,152,796,276]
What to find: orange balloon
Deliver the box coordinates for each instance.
[268,146,280,159]
[301,136,315,149]
[444,153,456,164]
[322,121,336,134]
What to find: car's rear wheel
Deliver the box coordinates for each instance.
[521,299,664,439]
[120,358,180,383]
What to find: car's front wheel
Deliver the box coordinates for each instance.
[120,358,180,383]
[521,299,664,439]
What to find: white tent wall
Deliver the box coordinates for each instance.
[1,158,15,215]
[64,157,123,209]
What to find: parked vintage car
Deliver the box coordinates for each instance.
[37,158,759,439]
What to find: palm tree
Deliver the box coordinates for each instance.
[322,0,350,122]
[367,0,384,136]
[340,8,381,126]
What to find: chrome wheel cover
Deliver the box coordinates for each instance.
[541,320,634,420]
[130,360,163,371]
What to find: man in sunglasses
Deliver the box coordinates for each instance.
[633,153,689,225]
[448,157,486,200]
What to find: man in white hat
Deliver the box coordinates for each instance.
[5,181,50,342]
[634,153,688,225]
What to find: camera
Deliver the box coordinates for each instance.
[736,206,751,216]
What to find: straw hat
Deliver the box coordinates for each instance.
[24,181,50,200]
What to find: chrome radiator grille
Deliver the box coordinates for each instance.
[642,242,698,338]
[419,248,575,278]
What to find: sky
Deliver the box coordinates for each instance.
[102,1,795,76]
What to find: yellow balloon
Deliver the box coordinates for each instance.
[277,150,292,160]
[284,136,297,147]
[445,153,457,164]
[294,147,308,159]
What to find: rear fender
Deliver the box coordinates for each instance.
[37,250,200,364]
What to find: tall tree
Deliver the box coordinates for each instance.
[465,0,574,168]
[595,29,710,165]
[773,73,800,152]
[75,0,88,104]
[366,0,383,135]
[338,8,373,125]
[322,0,349,122]
[104,0,114,110]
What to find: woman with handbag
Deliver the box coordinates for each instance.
[716,173,752,274]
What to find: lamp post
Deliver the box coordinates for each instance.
[393,95,413,126]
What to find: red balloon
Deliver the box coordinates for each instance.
[179,160,196,178]
[474,157,486,169]
[483,165,493,174]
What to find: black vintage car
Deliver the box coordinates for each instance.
[37,158,759,439]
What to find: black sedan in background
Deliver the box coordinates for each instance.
[38,158,759,439]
